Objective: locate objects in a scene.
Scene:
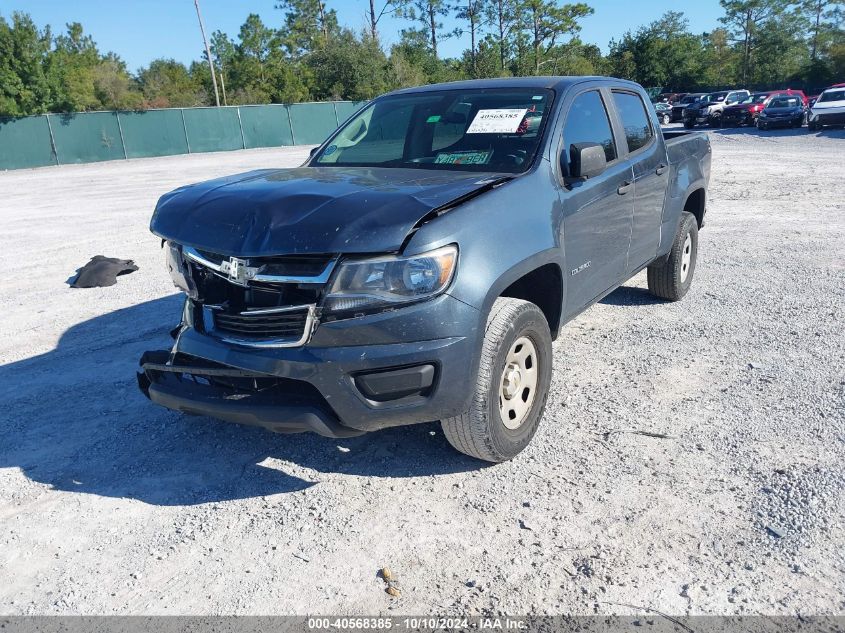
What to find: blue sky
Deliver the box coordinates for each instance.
[0,0,725,74]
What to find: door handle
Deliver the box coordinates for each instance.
[617,181,633,195]
[656,164,668,175]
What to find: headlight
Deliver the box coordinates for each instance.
[324,245,458,312]
[164,241,198,299]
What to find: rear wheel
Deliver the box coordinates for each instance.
[441,298,553,462]
[683,121,694,129]
[647,211,698,301]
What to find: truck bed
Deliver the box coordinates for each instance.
[661,128,710,166]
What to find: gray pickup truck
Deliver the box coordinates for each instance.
[139,76,711,462]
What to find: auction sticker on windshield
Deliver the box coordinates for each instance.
[466,108,528,133]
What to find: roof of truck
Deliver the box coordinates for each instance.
[385,76,640,96]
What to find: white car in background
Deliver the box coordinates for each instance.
[808,87,845,130]
[682,89,750,128]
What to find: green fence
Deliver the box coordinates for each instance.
[0,101,367,171]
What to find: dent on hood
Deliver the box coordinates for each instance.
[150,166,509,257]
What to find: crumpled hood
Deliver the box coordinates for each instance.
[151,166,505,256]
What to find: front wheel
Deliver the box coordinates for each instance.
[647,211,699,301]
[683,121,694,129]
[441,298,553,462]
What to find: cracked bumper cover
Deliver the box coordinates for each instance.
[138,294,481,437]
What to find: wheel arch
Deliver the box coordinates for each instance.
[478,251,565,340]
[684,187,706,228]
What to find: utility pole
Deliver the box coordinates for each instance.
[194,0,221,107]
[218,62,227,106]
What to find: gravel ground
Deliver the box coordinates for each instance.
[1,126,843,617]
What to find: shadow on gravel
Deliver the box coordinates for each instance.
[0,296,481,506]
[600,285,664,307]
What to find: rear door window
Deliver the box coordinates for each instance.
[612,91,654,153]
[561,90,617,172]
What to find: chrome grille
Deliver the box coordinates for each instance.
[209,305,317,348]
[184,247,337,284]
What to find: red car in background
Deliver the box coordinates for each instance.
[720,89,808,126]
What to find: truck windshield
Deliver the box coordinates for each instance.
[313,88,554,173]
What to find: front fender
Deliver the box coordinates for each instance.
[403,167,565,387]
[405,169,562,307]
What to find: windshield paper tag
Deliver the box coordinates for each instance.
[466,108,528,134]
[434,150,492,165]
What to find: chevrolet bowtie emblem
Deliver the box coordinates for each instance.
[221,256,254,286]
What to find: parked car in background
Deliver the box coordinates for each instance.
[653,101,672,124]
[721,90,807,126]
[671,93,705,122]
[656,92,685,104]
[683,90,750,128]
[720,92,771,126]
[757,95,806,129]
[776,88,809,105]
[808,87,845,130]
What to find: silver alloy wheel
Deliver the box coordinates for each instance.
[498,336,539,430]
[680,233,693,283]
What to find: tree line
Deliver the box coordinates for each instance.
[0,0,842,117]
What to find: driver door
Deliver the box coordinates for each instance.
[556,88,634,316]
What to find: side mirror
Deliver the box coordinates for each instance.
[567,142,607,180]
[309,146,319,158]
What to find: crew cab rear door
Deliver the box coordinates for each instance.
[609,89,668,272]
[555,86,634,315]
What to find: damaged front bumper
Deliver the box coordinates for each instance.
[138,350,363,437]
[138,295,481,438]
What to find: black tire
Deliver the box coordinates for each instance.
[808,120,820,131]
[441,297,553,462]
[647,211,699,301]
[683,121,694,129]
[758,120,767,130]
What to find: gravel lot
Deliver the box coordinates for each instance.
[1,126,843,617]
